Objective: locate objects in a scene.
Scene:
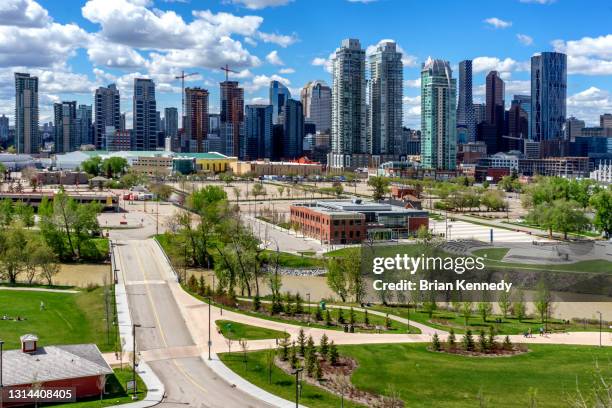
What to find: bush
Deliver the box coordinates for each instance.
[462,330,475,351]
[432,333,441,351]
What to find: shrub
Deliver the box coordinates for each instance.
[462,330,475,351]
[432,333,441,351]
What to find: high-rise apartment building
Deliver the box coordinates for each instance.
[94,84,120,149]
[420,58,457,170]
[76,104,93,147]
[485,70,505,152]
[330,38,367,168]
[54,101,77,153]
[368,41,403,156]
[600,113,612,129]
[185,88,209,153]
[301,80,331,134]
[0,115,8,144]
[531,52,567,141]
[474,103,486,125]
[457,60,475,142]
[164,107,178,139]
[220,81,244,157]
[270,81,291,125]
[565,116,585,139]
[512,95,531,140]
[133,78,157,151]
[245,104,272,160]
[280,99,304,159]
[15,72,39,154]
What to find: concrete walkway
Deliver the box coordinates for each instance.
[0,286,79,293]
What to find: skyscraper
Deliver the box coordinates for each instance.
[0,114,8,145]
[474,103,486,125]
[245,104,272,160]
[280,99,304,159]
[600,113,612,129]
[300,80,331,134]
[420,58,457,170]
[508,100,529,151]
[54,101,77,153]
[330,38,366,168]
[531,52,567,141]
[133,78,157,151]
[94,84,120,149]
[513,95,531,139]
[185,88,209,152]
[220,81,244,157]
[164,107,178,140]
[76,104,93,147]
[15,72,39,154]
[269,80,291,125]
[457,60,475,142]
[368,41,403,156]
[485,70,505,152]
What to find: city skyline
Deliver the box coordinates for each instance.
[0,0,611,129]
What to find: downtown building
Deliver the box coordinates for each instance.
[420,58,457,170]
[300,80,332,134]
[164,107,178,150]
[15,72,39,154]
[94,84,120,149]
[457,60,476,143]
[184,88,209,153]
[133,78,157,151]
[531,52,567,141]
[368,41,403,157]
[244,104,272,160]
[270,80,291,126]
[220,81,244,157]
[330,39,367,169]
[54,101,77,153]
[280,98,304,160]
[482,70,505,154]
[76,104,93,147]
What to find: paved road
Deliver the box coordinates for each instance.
[113,238,271,408]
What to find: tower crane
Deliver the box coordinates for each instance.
[175,70,198,126]
[220,64,238,82]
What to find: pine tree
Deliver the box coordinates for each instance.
[285,292,294,316]
[306,349,316,377]
[329,341,339,365]
[325,309,332,326]
[385,313,392,330]
[314,306,323,321]
[198,275,206,296]
[188,274,198,293]
[349,307,356,325]
[462,330,475,351]
[488,326,497,350]
[295,292,304,315]
[306,335,315,354]
[279,337,290,361]
[364,309,370,326]
[253,295,261,311]
[289,341,298,368]
[432,333,441,351]
[337,308,345,324]
[478,330,488,353]
[503,335,513,351]
[297,328,306,356]
[314,356,323,380]
[319,333,329,359]
[448,328,456,350]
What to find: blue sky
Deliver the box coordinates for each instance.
[2,0,612,128]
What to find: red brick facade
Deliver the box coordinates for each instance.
[290,206,366,244]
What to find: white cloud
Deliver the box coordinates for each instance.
[402,95,421,128]
[0,0,50,28]
[404,78,421,88]
[244,74,290,93]
[567,87,612,125]
[483,17,512,29]
[311,53,334,73]
[553,34,612,75]
[87,35,146,69]
[244,37,257,46]
[257,31,298,47]
[516,33,533,46]
[266,50,284,65]
[247,96,267,105]
[472,56,528,74]
[227,0,293,9]
[365,39,418,67]
[279,67,295,74]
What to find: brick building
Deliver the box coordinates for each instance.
[290,199,428,244]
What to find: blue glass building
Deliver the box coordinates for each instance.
[531,52,567,141]
[245,104,272,160]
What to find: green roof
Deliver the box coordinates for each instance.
[178,152,231,160]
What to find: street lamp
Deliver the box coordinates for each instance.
[597,311,602,347]
[1,339,4,408]
[291,367,303,408]
[306,293,311,323]
[132,324,141,400]
[206,296,212,360]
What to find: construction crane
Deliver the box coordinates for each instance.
[220,64,238,82]
[175,70,198,125]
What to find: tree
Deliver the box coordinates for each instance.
[462,330,475,351]
[325,248,363,303]
[14,201,34,227]
[297,328,306,356]
[219,172,234,186]
[319,333,329,358]
[251,182,265,199]
[0,198,14,226]
[535,280,552,325]
[332,182,343,197]
[101,157,128,178]
[328,341,339,365]
[431,333,441,351]
[447,328,456,350]
[477,302,492,323]
[81,156,102,176]
[481,190,506,211]
[550,199,590,240]
[368,176,391,201]
[0,225,28,283]
[514,290,527,322]
[498,282,511,319]
[589,188,612,238]
[461,302,473,326]
[325,309,332,326]
[423,300,437,318]
[478,330,488,352]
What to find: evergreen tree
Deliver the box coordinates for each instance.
[319,333,329,358]
[325,309,332,326]
[349,307,356,325]
[462,330,475,351]
[314,356,323,380]
[297,328,306,356]
[385,313,392,330]
[285,292,294,316]
[188,274,198,292]
[314,306,323,321]
[306,349,316,377]
[295,292,304,315]
[478,330,488,353]
[198,275,206,296]
[503,335,513,351]
[279,337,290,361]
[329,341,339,365]
[432,333,441,351]
[447,328,456,350]
[289,341,298,368]
[306,335,316,355]
[337,308,345,324]
[488,326,497,350]
[364,309,370,326]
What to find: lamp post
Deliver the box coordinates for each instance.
[132,324,141,400]
[206,297,212,360]
[597,311,602,347]
[1,339,4,408]
[291,367,303,408]
[306,293,310,322]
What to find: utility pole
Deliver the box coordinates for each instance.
[132,323,141,400]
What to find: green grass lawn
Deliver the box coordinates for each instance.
[371,305,611,335]
[216,319,290,340]
[51,368,147,407]
[344,343,610,408]
[472,247,510,261]
[219,351,364,408]
[0,287,118,352]
[221,344,610,408]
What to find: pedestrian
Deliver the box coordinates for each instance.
[528,327,532,338]
[539,326,544,336]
